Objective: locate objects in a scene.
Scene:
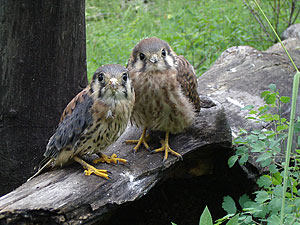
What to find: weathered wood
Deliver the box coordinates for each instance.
[0,0,87,196]
[198,38,300,138]
[197,37,300,173]
[0,97,232,224]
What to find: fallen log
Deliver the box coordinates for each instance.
[0,96,232,224]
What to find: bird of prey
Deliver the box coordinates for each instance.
[126,37,200,162]
[28,64,135,181]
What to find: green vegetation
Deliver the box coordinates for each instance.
[86,1,300,224]
[222,85,300,224]
[173,84,300,224]
[85,0,299,80]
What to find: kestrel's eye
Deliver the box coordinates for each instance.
[122,73,128,82]
[161,48,166,57]
[139,53,145,61]
[98,73,104,82]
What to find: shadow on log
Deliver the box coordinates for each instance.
[0,96,233,224]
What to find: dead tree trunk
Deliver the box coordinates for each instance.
[0,0,87,196]
[0,98,238,225]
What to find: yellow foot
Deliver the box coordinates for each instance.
[152,132,183,163]
[74,155,109,179]
[84,166,109,179]
[125,128,150,152]
[93,153,127,164]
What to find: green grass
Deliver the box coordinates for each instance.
[85,0,299,80]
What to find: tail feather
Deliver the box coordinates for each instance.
[27,158,54,182]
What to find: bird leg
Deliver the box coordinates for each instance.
[74,156,109,179]
[93,153,127,164]
[152,131,182,162]
[125,127,150,152]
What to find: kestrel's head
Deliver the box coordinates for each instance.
[90,64,134,104]
[129,37,176,72]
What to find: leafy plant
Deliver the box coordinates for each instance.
[223,84,300,224]
[219,0,300,223]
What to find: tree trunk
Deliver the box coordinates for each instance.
[0,0,87,196]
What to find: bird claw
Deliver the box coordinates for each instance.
[93,153,127,164]
[125,128,150,152]
[84,166,109,179]
[152,140,182,163]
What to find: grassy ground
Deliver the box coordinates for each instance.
[85,0,299,79]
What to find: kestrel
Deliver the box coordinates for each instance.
[28,64,135,181]
[126,37,200,162]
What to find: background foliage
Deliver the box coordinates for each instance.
[86,0,299,80]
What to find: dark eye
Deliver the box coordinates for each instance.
[139,53,145,61]
[122,73,128,82]
[98,73,104,82]
[161,48,166,57]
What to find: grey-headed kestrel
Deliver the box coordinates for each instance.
[126,37,200,162]
[28,64,135,181]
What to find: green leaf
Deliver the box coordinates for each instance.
[238,194,251,208]
[265,94,276,104]
[226,214,239,225]
[250,141,265,153]
[171,223,177,225]
[276,124,288,132]
[260,158,272,167]
[259,113,274,122]
[246,116,257,120]
[199,206,213,225]
[268,198,281,213]
[258,105,270,115]
[256,152,272,162]
[233,137,246,144]
[251,130,261,135]
[261,90,271,98]
[258,133,266,140]
[267,215,280,225]
[280,117,287,123]
[215,215,233,225]
[228,155,238,168]
[255,191,270,203]
[241,105,254,111]
[272,172,283,185]
[269,83,276,92]
[239,153,248,165]
[239,128,248,134]
[235,146,248,154]
[257,175,272,188]
[279,96,290,103]
[273,114,279,121]
[269,164,278,174]
[273,185,283,197]
[222,196,237,214]
[249,110,257,114]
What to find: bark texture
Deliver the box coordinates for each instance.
[0,97,233,224]
[0,0,87,196]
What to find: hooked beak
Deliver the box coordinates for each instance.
[149,54,159,63]
[108,78,119,91]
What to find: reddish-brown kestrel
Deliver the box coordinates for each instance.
[126,37,200,162]
[28,64,135,180]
